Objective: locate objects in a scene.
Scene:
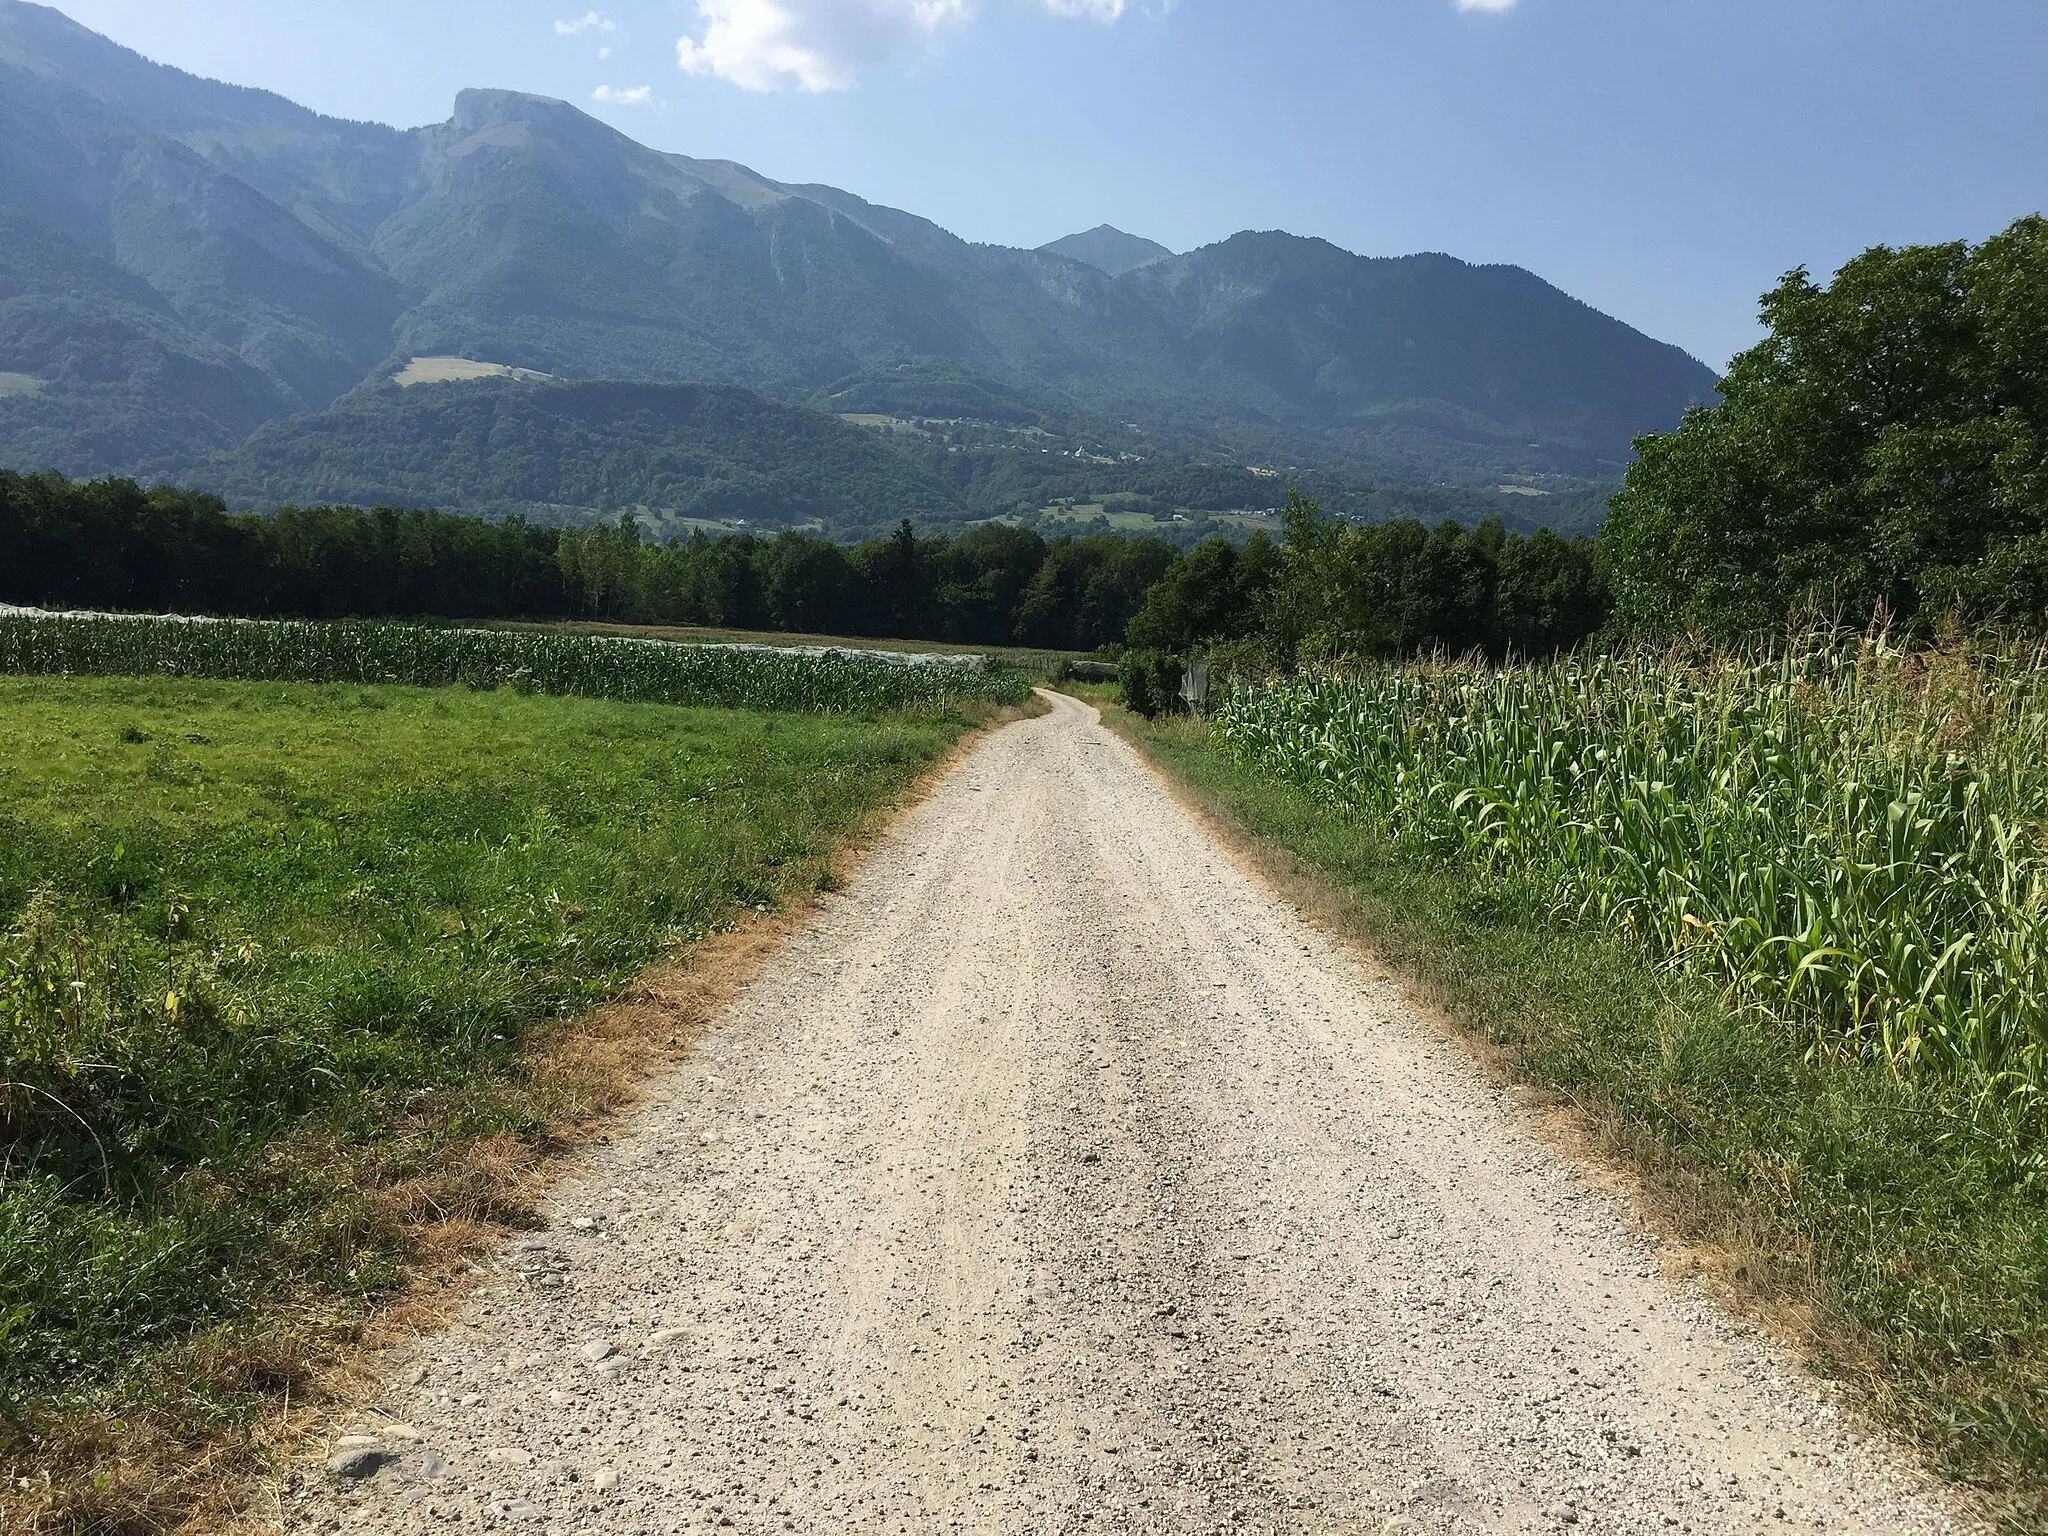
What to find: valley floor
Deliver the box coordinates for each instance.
[291,693,1963,1535]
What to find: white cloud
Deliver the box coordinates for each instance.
[598,44,614,59]
[592,83,655,105]
[1453,0,1519,11]
[556,11,620,37]
[676,0,1138,93]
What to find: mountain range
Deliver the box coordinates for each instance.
[0,0,1720,531]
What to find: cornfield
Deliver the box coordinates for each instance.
[1217,638,2048,1132]
[0,613,1032,712]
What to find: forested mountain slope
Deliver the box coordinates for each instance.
[0,0,1719,510]
[205,379,965,530]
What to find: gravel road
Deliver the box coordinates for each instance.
[293,692,1964,1535]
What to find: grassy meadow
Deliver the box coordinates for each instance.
[1108,641,2048,1531]
[0,671,987,1527]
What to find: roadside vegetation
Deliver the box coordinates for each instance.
[1099,217,2048,1529]
[1114,499,1609,713]
[0,664,1004,1531]
[1113,697,2046,1528]
[1221,640,2048,1129]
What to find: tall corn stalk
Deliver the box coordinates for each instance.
[1218,636,2048,1141]
[0,614,1031,713]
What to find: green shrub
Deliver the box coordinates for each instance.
[1118,648,1185,718]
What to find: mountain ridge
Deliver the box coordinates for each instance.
[1041,225,1175,277]
[0,0,1720,520]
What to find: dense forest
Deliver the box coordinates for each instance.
[0,473,566,620]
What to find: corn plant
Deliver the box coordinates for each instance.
[0,614,1031,712]
[1217,637,2048,1135]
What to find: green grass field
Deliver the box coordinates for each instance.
[1112,699,2048,1532]
[0,674,982,1524]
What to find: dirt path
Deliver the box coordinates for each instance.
[292,692,1964,1535]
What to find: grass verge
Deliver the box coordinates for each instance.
[1106,701,2047,1535]
[1,675,998,1533]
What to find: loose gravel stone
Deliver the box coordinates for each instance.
[324,1446,389,1480]
[287,694,1970,1535]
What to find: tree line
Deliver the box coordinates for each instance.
[1,466,1603,665]
[1113,499,1609,712]
[0,470,1172,651]
[554,516,1172,650]
[1,472,568,620]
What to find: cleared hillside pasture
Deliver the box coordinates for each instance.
[0,674,987,1531]
[0,612,1033,712]
[1164,639,2048,1525]
[0,372,44,398]
[392,356,556,386]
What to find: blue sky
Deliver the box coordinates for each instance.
[48,0,2048,369]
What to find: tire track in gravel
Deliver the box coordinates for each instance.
[291,690,1967,1536]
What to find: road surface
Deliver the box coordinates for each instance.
[291,691,1962,1535]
